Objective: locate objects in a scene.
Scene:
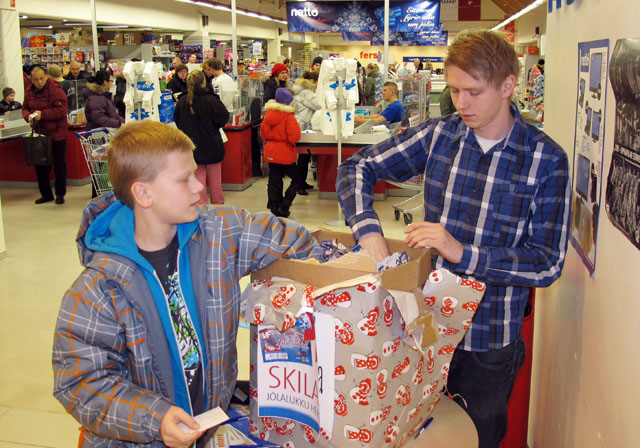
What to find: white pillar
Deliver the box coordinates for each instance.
[0,5,24,102]
[231,0,237,78]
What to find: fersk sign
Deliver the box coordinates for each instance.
[548,0,575,13]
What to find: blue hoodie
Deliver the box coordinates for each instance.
[84,199,208,414]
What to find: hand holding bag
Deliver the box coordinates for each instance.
[23,122,53,166]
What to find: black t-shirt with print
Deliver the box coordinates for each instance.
[139,233,204,415]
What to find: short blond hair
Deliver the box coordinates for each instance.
[47,64,62,78]
[445,28,519,88]
[107,121,194,208]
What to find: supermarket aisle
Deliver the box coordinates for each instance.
[0,178,410,447]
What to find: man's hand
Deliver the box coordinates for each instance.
[359,232,390,262]
[160,406,204,448]
[404,221,463,264]
[28,111,42,125]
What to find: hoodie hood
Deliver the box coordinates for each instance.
[78,191,198,273]
[83,82,112,100]
[293,77,317,95]
[264,99,294,114]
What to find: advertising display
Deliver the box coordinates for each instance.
[570,39,609,274]
[605,38,640,251]
[286,1,440,41]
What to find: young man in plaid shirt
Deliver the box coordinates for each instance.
[337,29,571,447]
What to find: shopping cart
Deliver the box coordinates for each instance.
[75,128,114,195]
[388,175,424,225]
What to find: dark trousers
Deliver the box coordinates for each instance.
[297,152,311,186]
[267,162,299,213]
[447,335,526,448]
[35,139,67,199]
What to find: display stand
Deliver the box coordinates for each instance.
[324,66,346,228]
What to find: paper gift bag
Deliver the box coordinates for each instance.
[243,266,484,448]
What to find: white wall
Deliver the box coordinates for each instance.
[529,1,640,446]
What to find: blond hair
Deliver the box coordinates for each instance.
[186,70,205,115]
[47,64,62,79]
[445,28,519,88]
[107,121,194,208]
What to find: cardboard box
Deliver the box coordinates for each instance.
[245,231,485,447]
[252,229,431,292]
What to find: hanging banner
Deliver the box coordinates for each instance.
[287,1,378,34]
[373,1,439,32]
[286,1,440,35]
[570,39,609,274]
[370,29,447,46]
[605,38,640,251]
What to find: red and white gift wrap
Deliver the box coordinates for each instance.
[244,268,484,447]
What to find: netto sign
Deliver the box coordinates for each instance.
[290,7,319,17]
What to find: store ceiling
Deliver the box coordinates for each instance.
[20,0,541,34]
[490,0,539,16]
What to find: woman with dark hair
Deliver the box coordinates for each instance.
[83,69,124,131]
[174,70,229,204]
[167,63,189,99]
[83,69,125,198]
[263,63,289,104]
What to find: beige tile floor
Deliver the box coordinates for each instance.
[0,176,415,447]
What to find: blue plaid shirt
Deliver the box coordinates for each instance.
[337,103,571,351]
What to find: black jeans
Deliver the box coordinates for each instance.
[267,162,300,213]
[297,152,311,186]
[446,335,526,448]
[35,139,67,199]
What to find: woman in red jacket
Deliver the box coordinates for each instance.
[22,66,69,205]
[260,88,301,217]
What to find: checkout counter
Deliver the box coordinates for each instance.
[0,80,91,188]
[296,125,394,201]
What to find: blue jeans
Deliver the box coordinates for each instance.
[447,335,526,448]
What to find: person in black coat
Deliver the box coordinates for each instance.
[263,63,289,104]
[0,87,22,114]
[167,64,188,100]
[174,70,229,204]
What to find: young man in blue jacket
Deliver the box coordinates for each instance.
[337,29,571,448]
[53,121,320,447]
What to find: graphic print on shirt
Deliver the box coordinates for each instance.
[164,268,201,386]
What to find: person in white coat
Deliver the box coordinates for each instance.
[292,70,321,194]
[210,59,237,113]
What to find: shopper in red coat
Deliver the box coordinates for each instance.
[260,88,301,217]
[22,66,69,205]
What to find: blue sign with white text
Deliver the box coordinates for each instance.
[286,1,440,35]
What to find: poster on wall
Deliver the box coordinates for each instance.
[570,39,609,274]
[605,38,640,250]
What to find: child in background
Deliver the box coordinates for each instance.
[261,87,302,218]
[52,121,319,447]
[0,87,22,114]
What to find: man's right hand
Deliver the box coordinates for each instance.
[160,406,204,448]
[359,232,390,262]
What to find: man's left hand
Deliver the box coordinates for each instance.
[404,221,463,264]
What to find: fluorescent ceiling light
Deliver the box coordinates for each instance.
[100,25,129,28]
[174,0,285,24]
[492,0,545,30]
[20,15,28,19]
[31,25,53,29]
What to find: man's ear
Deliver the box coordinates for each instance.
[131,181,153,209]
[502,75,517,98]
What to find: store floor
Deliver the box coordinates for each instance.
[0,177,413,447]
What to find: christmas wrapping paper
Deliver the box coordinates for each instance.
[243,267,484,447]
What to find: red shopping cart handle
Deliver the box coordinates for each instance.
[74,127,110,139]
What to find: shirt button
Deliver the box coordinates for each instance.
[472,187,479,193]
